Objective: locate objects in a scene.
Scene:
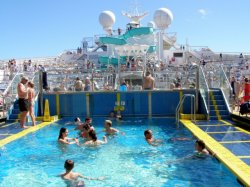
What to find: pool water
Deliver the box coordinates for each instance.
[0,118,242,187]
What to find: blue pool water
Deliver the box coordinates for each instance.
[0,118,242,187]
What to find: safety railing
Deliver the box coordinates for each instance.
[219,65,232,112]
[176,94,196,127]
[199,66,210,118]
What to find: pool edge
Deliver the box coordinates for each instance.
[181,119,250,187]
[0,121,57,147]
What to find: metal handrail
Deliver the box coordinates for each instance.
[219,65,233,112]
[199,66,210,116]
[176,94,196,127]
[2,71,21,96]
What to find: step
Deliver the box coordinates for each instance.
[210,105,227,110]
[8,114,19,120]
[218,110,230,116]
[14,103,20,109]
[210,109,229,116]
[210,100,225,105]
[12,109,20,114]
[210,90,222,96]
[210,116,219,120]
[209,115,230,120]
[212,95,224,100]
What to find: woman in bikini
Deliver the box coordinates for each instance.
[27,81,36,126]
[58,127,79,145]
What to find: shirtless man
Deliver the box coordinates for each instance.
[61,159,104,186]
[103,120,119,135]
[143,72,155,90]
[17,77,29,128]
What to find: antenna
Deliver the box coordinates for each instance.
[122,0,148,24]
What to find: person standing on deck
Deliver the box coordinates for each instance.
[143,72,155,90]
[17,76,29,128]
[27,81,36,126]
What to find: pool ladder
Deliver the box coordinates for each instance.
[176,94,196,127]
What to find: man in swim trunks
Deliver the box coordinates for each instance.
[143,72,155,90]
[17,76,29,128]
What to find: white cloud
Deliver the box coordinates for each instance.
[198,9,207,18]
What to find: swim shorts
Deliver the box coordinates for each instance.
[18,98,29,112]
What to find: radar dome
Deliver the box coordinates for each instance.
[147,21,156,29]
[153,8,173,30]
[99,11,115,32]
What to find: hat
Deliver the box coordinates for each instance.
[86,77,90,80]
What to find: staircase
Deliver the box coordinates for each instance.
[209,89,230,120]
[8,99,20,122]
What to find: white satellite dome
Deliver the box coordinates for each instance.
[99,11,115,32]
[147,21,156,29]
[153,8,173,30]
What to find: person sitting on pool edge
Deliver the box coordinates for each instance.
[61,159,105,186]
[195,139,210,156]
[144,129,162,146]
[58,127,79,145]
[103,120,119,135]
[84,130,107,146]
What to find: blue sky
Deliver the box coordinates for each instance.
[0,0,250,59]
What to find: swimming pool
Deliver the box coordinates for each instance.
[0,118,242,187]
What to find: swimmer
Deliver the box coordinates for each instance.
[65,117,83,126]
[58,127,79,145]
[168,137,191,142]
[195,140,210,156]
[103,120,119,135]
[84,117,93,127]
[84,130,107,146]
[144,130,162,146]
[61,159,105,186]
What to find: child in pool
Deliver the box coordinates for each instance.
[144,129,162,146]
[103,120,119,135]
[61,159,105,186]
[195,140,210,156]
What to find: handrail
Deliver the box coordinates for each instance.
[219,65,232,112]
[2,71,21,96]
[176,94,196,127]
[220,65,232,92]
[199,66,210,116]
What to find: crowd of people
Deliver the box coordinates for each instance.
[56,116,213,185]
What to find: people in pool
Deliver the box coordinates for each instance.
[84,130,107,146]
[58,127,79,145]
[168,137,191,142]
[109,111,123,121]
[74,117,94,138]
[84,117,93,127]
[103,120,119,135]
[195,139,210,156]
[61,159,105,186]
[80,123,93,140]
[65,117,83,126]
[74,117,83,126]
[144,129,162,146]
